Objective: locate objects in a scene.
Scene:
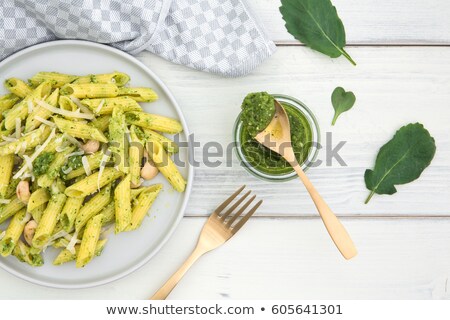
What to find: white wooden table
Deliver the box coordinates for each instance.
[2,0,450,299]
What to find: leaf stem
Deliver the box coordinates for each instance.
[331,113,339,126]
[341,48,356,66]
[364,191,375,204]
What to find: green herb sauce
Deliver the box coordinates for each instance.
[33,152,55,176]
[240,92,313,175]
[60,155,83,180]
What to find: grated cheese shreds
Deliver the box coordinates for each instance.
[27,100,33,113]
[97,149,111,191]
[14,143,22,154]
[50,230,69,242]
[15,118,21,139]
[23,155,33,172]
[2,135,18,142]
[0,231,5,241]
[62,133,82,148]
[13,128,56,180]
[55,145,68,152]
[20,141,27,154]
[100,225,114,239]
[36,100,94,120]
[0,199,11,204]
[95,99,106,114]
[35,116,56,128]
[61,166,73,175]
[22,212,32,223]
[65,150,84,158]
[81,155,92,176]
[66,231,79,255]
[70,96,93,115]
[41,230,70,252]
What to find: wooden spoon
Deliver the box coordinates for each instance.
[255,100,357,259]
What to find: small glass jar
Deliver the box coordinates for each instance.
[233,94,320,182]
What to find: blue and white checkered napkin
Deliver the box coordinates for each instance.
[0,0,276,77]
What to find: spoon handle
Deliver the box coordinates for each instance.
[292,163,357,260]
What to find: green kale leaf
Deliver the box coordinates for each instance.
[364,123,436,203]
[280,0,356,65]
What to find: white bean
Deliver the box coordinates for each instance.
[24,220,38,246]
[141,161,158,180]
[16,180,30,203]
[80,140,100,154]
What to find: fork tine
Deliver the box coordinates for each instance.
[226,195,256,227]
[220,191,251,221]
[213,185,245,215]
[231,200,263,234]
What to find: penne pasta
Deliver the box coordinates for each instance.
[129,126,143,186]
[0,209,31,256]
[91,115,111,132]
[27,188,50,212]
[29,71,78,88]
[100,201,115,226]
[65,168,122,198]
[148,141,186,192]
[60,83,119,99]
[53,238,107,265]
[12,240,44,267]
[0,94,20,119]
[127,184,162,231]
[114,174,132,233]
[75,184,111,232]
[109,107,128,173]
[37,146,76,188]
[53,117,107,142]
[60,196,85,232]
[81,96,141,115]
[25,88,59,132]
[0,125,52,156]
[58,95,78,113]
[140,127,179,153]
[29,203,46,224]
[76,214,103,268]
[3,179,19,199]
[4,80,52,130]
[73,72,130,86]
[0,154,14,198]
[64,151,103,180]
[0,196,27,224]
[117,87,158,102]
[4,78,33,98]
[125,111,183,134]
[32,193,67,249]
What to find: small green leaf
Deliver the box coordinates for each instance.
[364,123,436,204]
[331,87,356,125]
[280,0,356,65]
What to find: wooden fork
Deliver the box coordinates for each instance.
[150,186,262,300]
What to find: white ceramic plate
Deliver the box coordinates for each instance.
[0,40,193,288]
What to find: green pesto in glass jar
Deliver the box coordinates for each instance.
[239,92,313,175]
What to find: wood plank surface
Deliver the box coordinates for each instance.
[251,0,450,45]
[2,217,450,299]
[2,0,450,300]
[135,46,450,217]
